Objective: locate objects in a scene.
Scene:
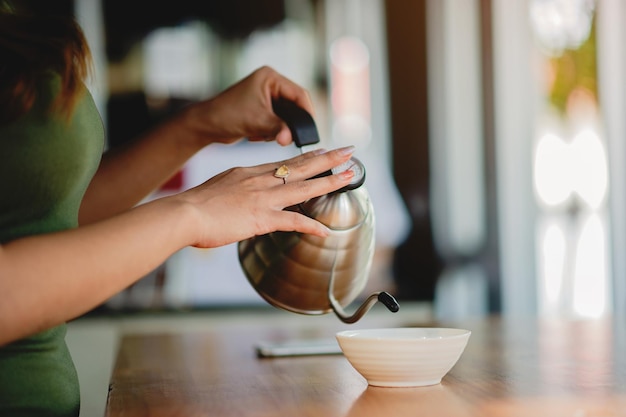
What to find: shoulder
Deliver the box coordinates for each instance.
[1,73,99,140]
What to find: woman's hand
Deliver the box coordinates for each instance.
[81,66,314,224]
[177,146,356,248]
[182,66,314,148]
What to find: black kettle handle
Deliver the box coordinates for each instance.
[272,97,366,192]
[271,98,320,149]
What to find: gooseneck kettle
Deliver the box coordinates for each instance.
[237,99,399,323]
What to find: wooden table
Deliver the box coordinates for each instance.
[105,312,626,416]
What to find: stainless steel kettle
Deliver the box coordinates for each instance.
[237,99,399,323]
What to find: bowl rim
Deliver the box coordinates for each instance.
[336,327,471,341]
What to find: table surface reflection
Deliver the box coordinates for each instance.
[104,311,626,417]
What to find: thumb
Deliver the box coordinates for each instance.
[275,125,293,146]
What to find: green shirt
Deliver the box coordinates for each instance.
[0,74,105,416]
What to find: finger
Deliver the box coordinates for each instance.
[245,120,290,145]
[248,146,352,182]
[266,70,315,116]
[279,146,356,183]
[275,125,293,146]
[246,148,323,177]
[277,170,355,208]
[273,210,330,237]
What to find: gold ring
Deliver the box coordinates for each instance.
[274,164,290,184]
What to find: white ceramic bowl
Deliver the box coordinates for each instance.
[336,327,471,387]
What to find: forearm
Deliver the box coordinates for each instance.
[0,145,357,345]
[79,111,201,224]
[0,196,196,345]
[78,66,315,224]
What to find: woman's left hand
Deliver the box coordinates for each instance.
[182,66,314,148]
[175,146,356,248]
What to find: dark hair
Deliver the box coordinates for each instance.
[0,2,92,124]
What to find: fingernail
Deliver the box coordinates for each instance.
[340,169,355,180]
[338,145,356,156]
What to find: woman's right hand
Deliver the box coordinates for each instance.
[177,146,356,249]
[181,66,315,148]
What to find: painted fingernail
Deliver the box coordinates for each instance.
[340,169,355,180]
[337,145,356,156]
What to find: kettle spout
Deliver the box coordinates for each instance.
[330,291,400,324]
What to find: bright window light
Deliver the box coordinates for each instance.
[540,222,566,312]
[573,214,608,318]
[571,129,608,209]
[534,133,573,206]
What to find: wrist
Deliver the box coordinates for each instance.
[177,99,220,150]
[147,194,203,249]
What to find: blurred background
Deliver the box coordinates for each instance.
[25,0,626,414]
[47,0,626,321]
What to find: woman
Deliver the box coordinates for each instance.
[0,3,355,416]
